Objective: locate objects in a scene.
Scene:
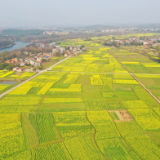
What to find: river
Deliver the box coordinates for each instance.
[0,41,32,53]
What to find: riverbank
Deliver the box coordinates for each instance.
[0,41,31,53]
[0,43,15,50]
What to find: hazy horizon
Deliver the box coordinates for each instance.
[1,0,160,28]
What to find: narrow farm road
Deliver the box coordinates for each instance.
[0,55,72,99]
[111,54,160,105]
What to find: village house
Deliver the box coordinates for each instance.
[49,42,56,46]
[36,43,45,49]
[59,47,65,54]
[64,50,72,57]
[69,45,73,50]
[5,60,10,64]
[72,48,78,53]
[52,47,57,53]
[20,62,25,67]
[13,67,24,72]
[24,68,33,72]
[143,41,153,47]
[152,43,160,47]
[119,40,124,45]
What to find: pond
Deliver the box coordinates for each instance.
[0,81,18,85]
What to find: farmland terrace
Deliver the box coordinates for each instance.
[1,39,160,160]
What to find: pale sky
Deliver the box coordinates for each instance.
[0,0,160,28]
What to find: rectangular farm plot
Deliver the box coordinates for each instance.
[0,71,14,78]
[82,85,103,100]
[54,111,94,140]
[31,143,72,160]
[134,88,160,108]
[116,121,144,138]
[122,100,150,109]
[65,135,105,160]
[101,77,116,97]
[0,96,41,113]
[84,100,107,111]
[143,63,160,68]
[33,74,62,82]
[99,47,110,51]
[29,113,61,145]
[27,87,42,95]
[75,75,91,85]
[21,113,39,149]
[97,138,140,160]
[106,103,125,110]
[128,109,160,130]
[0,96,41,106]
[0,84,10,91]
[126,135,160,160]
[122,62,140,64]
[135,74,160,78]
[49,84,81,95]
[108,112,120,121]
[113,79,139,84]
[108,110,134,122]
[0,105,37,113]
[38,102,86,113]
[113,73,133,79]
[8,83,33,95]
[63,74,79,84]
[87,111,119,139]
[90,75,103,85]
[116,53,139,56]
[43,98,83,103]
[115,90,139,101]
[0,113,27,159]
[123,64,149,73]
[37,82,54,95]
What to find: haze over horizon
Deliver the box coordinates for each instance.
[0,0,160,28]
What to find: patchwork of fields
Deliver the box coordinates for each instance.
[110,49,160,101]
[1,41,160,159]
[0,71,35,94]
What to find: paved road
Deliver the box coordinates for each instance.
[0,55,72,99]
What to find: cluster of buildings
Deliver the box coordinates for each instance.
[110,37,160,46]
[5,52,53,71]
[42,31,60,36]
[52,45,81,57]
[85,27,160,34]
[37,42,81,56]
[36,42,56,49]
[5,41,82,71]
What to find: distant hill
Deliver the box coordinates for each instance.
[2,29,43,37]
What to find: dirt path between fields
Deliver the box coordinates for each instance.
[111,54,160,106]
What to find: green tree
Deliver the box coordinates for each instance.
[6,65,13,70]
[38,66,43,70]
[3,62,9,68]
[0,64,4,70]
[80,45,85,49]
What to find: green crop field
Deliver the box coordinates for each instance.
[0,38,160,159]
[0,71,36,94]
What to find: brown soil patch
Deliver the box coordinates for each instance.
[16,73,23,76]
[108,110,134,122]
